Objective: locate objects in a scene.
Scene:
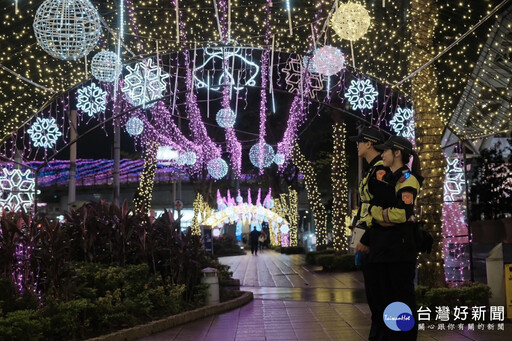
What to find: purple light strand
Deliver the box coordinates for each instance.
[276,0,325,170]
[257,0,272,174]
[218,0,228,42]
[125,0,143,53]
[173,0,221,166]
[219,3,242,178]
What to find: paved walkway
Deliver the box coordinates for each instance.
[139,251,510,341]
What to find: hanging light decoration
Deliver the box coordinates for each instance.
[312,46,346,76]
[207,158,228,180]
[344,79,379,110]
[27,117,62,148]
[249,143,275,169]
[183,151,197,165]
[177,151,197,166]
[330,2,371,41]
[76,83,107,116]
[122,59,169,109]
[125,117,144,136]
[33,0,102,60]
[216,108,236,128]
[302,55,317,73]
[91,51,122,83]
[274,153,285,165]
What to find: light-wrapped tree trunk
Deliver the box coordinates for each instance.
[409,0,446,287]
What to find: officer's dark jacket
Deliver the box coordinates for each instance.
[355,155,390,228]
[361,166,424,263]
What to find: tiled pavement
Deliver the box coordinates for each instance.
[139,251,510,341]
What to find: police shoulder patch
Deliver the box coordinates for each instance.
[402,192,414,205]
[376,170,386,181]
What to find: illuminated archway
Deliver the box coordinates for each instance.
[204,199,292,247]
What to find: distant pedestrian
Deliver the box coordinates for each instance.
[258,230,266,251]
[249,227,260,255]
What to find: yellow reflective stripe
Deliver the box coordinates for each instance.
[386,207,407,224]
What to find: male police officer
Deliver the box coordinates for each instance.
[349,127,390,340]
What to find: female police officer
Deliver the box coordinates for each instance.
[361,135,423,341]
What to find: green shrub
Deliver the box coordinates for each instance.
[42,298,94,340]
[305,250,334,265]
[0,309,47,340]
[317,254,357,272]
[213,235,245,257]
[415,283,492,308]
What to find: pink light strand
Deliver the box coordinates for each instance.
[219,42,242,178]
[257,0,273,174]
[173,0,221,165]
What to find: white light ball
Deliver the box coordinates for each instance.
[33,0,102,60]
[91,51,122,82]
[207,158,228,179]
[125,117,144,136]
[274,153,285,165]
[330,3,371,41]
[216,108,236,128]
[312,46,345,76]
[249,143,275,169]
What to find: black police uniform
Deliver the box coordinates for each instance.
[356,155,391,340]
[362,166,423,341]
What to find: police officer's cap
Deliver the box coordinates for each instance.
[374,135,413,153]
[348,127,385,144]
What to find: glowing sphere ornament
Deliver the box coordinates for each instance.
[249,143,275,169]
[91,51,122,82]
[27,117,62,148]
[344,79,379,110]
[183,151,197,165]
[33,0,102,60]
[125,117,144,136]
[330,2,371,41]
[274,153,285,165]
[312,46,345,76]
[122,59,169,109]
[177,152,197,166]
[207,158,228,180]
[76,83,106,116]
[216,108,236,128]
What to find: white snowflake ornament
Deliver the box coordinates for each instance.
[77,83,107,116]
[390,108,415,139]
[0,169,38,212]
[27,117,62,148]
[344,79,378,110]
[122,59,169,109]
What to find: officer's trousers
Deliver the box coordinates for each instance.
[362,253,379,340]
[370,261,418,341]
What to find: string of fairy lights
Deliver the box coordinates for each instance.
[291,142,327,248]
[0,0,510,283]
[331,121,348,253]
[1,1,509,142]
[134,141,159,215]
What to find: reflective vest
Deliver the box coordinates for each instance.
[355,157,388,228]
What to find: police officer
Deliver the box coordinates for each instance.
[349,127,390,341]
[363,135,423,341]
